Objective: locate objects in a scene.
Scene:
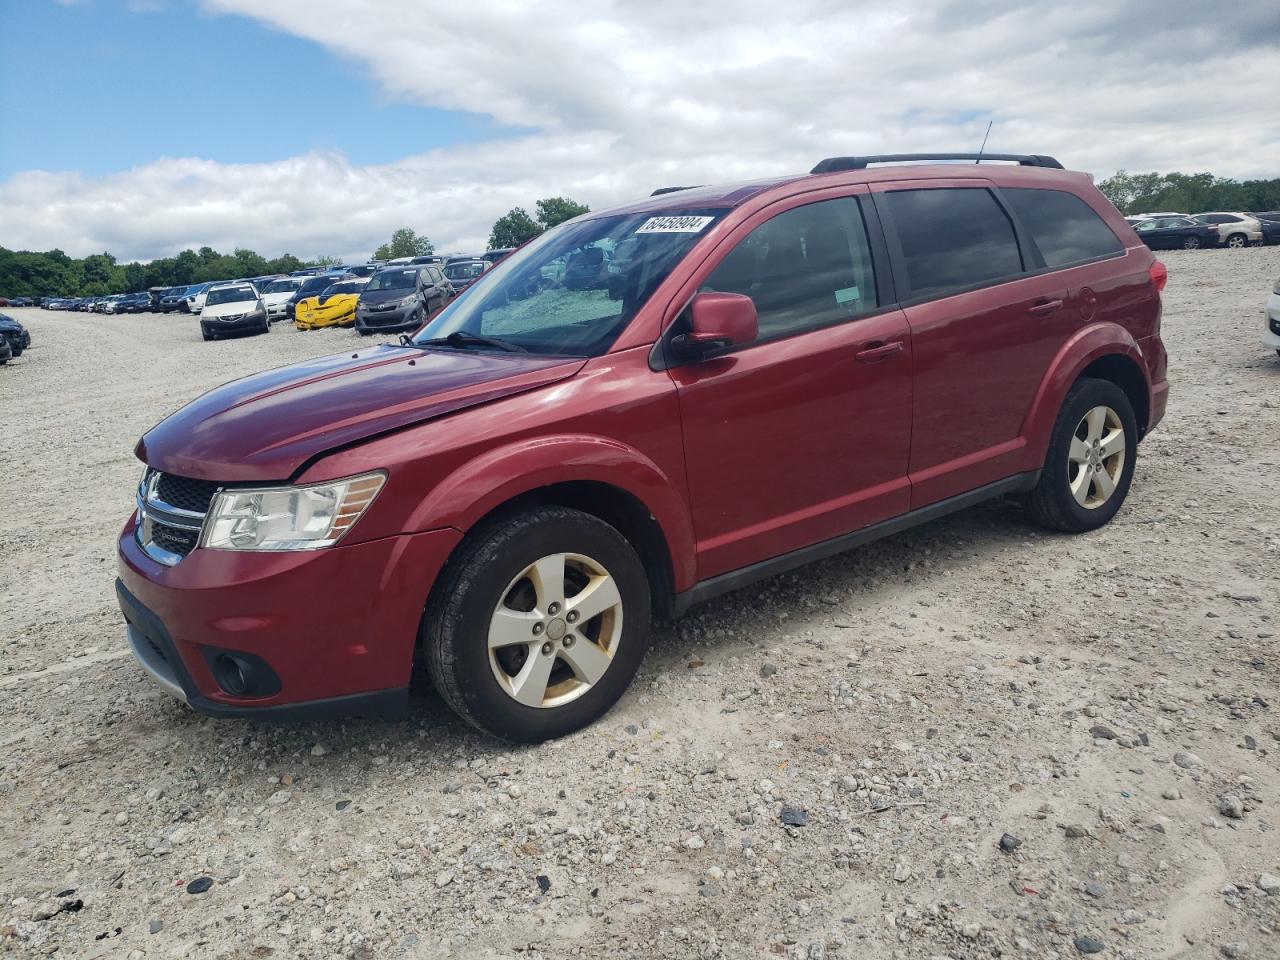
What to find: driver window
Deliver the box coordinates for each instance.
[701,196,879,341]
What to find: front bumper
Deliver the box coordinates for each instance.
[355,302,418,332]
[202,313,266,333]
[116,516,462,718]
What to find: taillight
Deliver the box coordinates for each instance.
[1149,260,1168,293]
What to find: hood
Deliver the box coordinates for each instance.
[136,346,586,481]
[202,299,261,319]
[261,290,297,306]
[360,287,415,305]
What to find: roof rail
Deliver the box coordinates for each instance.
[810,153,1064,174]
[650,185,703,196]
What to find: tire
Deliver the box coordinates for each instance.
[423,506,651,742]
[201,328,214,341]
[259,321,270,335]
[1181,235,1201,249]
[1023,377,1138,533]
[1226,232,1247,249]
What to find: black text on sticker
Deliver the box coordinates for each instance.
[635,216,714,234]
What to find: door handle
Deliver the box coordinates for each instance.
[854,340,904,362]
[1028,299,1064,317]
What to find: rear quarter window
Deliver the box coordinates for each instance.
[883,187,1024,298]
[1003,188,1124,268]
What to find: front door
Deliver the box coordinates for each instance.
[667,192,914,580]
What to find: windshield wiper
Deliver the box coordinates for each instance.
[409,331,527,353]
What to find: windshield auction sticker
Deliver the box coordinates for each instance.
[635,215,715,234]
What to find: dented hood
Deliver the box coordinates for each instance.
[137,345,585,481]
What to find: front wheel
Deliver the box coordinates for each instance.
[1023,377,1138,533]
[423,506,651,742]
[1181,235,1201,249]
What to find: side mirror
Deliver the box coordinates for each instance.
[673,292,757,357]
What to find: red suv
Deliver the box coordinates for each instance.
[118,153,1169,741]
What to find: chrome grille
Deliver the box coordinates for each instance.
[137,470,216,566]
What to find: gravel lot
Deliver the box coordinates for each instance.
[2,249,1278,960]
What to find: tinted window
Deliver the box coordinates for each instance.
[1003,188,1124,268]
[701,196,879,341]
[885,188,1023,297]
[445,261,487,280]
[367,269,417,291]
[205,286,256,306]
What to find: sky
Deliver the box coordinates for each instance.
[1,0,1277,263]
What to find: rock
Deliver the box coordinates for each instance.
[310,743,329,757]
[1217,795,1244,819]
[1064,824,1089,838]
[1084,880,1108,899]
[390,862,417,880]
[149,920,163,934]
[1074,936,1105,954]
[999,833,1023,852]
[1173,751,1202,769]
[1162,787,1181,800]
[435,871,454,888]
[962,922,981,939]
[893,861,911,883]
[144,787,163,802]
[1089,725,1118,741]
[760,662,778,678]
[335,800,351,811]
[1257,873,1280,895]
[780,806,808,827]
[1220,943,1248,958]
[536,875,551,894]
[114,812,128,826]
[185,877,213,895]
[682,835,705,850]
[267,789,292,806]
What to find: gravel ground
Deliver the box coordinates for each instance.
[1,248,1278,960]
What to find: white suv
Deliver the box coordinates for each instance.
[1192,213,1264,248]
[1265,278,1280,358]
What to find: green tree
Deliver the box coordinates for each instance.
[267,253,304,274]
[373,227,433,260]
[488,207,542,250]
[310,254,342,268]
[535,196,590,230]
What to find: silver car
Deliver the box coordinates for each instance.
[1191,212,1264,248]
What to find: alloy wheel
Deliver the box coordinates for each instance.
[487,553,624,708]
[1182,236,1200,249]
[1227,233,1247,249]
[1068,405,1126,509]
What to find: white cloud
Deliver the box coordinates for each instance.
[4,0,1278,261]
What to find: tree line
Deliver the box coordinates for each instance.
[0,244,326,299]
[1097,171,1280,216]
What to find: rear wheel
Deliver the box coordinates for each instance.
[1023,377,1137,533]
[423,506,651,742]
[1226,232,1248,249]
[1181,235,1201,249]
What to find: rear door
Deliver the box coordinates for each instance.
[873,181,1067,507]
[664,188,913,579]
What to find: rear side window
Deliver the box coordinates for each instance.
[1003,188,1123,268]
[701,196,880,341]
[884,188,1023,298]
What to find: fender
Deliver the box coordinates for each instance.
[1020,321,1151,468]
[403,434,699,592]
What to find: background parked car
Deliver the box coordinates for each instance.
[185,281,217,314]
[1252,212,1280,245]
[1191,212,1263,248]
[9,297,33,307]
[294,276,369,330]
[481,248,515,263]
[259,276,307,322]
[199,283,270,340]
[443,257,490,294]
[283,272,352,322]
[0,314,31,356]
[0,333,11,365]
[353,265,452,335]
[158,286,191,312]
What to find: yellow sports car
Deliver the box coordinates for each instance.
[294,277,369,330]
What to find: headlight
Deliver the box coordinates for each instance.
[201,472,386,551]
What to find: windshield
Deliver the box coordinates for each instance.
[444,261,486,280]
[323,281,364,297]
[300,276,339,295]
[264,278,303,294]
[367,269,417,291]
[206,286,256,306]
[413,208,724,356]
